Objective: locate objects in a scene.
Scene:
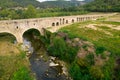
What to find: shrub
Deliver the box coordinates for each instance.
[102,57,115,80]
[86,53,95,66]
[90,66,104,79]
[48,36,78,63]
[69,61,91,80]
[69,62,82,80]
[96,46,106,54]
[48,37,67,57]
[77,58,88,67]
[64,46,78,63]
[11,66,33,80]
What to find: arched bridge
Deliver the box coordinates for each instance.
[0,13,115,43]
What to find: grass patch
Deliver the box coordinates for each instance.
[11,66,33,80]
[101,21,120,25]
[0,54,33,80]
[59,20,120,56]
[0,35,33,80]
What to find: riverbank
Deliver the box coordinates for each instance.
[0,35,34,80]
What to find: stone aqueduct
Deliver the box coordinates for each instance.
[0,14,114,43]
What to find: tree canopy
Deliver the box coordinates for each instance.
[84,0,120,12]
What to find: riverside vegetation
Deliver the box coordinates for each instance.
[0,34,34,80]
[41,14,120,80]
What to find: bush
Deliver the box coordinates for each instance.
[102,57,115,80]
[69,62,82,80]
[86,53,95,66]
[48,36,78,63]
[90,66,104,79]
[64,46,78,63]
[69,61,91,80]
[77,58,88,67]
[11,67,33,80]
[48,37,67,57]
[96,46,106,54]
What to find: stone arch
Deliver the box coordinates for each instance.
[22,28,41,41]
[23,28,41,36]
[56,22,59,26]
[52,23,55,26]
[0,32,17,43]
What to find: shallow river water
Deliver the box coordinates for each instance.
[22,34,70,80]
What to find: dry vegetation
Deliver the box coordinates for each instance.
[0,35,33,80]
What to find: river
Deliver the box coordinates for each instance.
[22,33,70,80]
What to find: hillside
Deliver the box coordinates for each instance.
[0,0,86,8]
[84,0,120,12]
[84,0,94,2]
[39,1,85,8]
[0,0,40,8]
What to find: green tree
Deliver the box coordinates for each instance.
[23,5,37,18]
[48,37,67,58]
[0,9,10,19]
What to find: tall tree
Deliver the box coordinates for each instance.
[23,5,37,18]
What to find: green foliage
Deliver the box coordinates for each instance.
[84,0,120,12]
[96,46,106,54]
[48,36,78,63]
[23,5,37,19]
[101,21,120,25]
[69,62,82,80]
[69,61,91,80]
[114,67,120,80]
[77,58,88,67]
[86,53,95,65]
[0,55,32,80]
[59,20,120,80]
[0,9,10,18]
[0,0,40,8]
[48,37,67,57]
[0,7,88,20]
[64,46,78,63]
[0,64,4,78]
[11,66,33,80]
[0,9,24,20]
[90,66,104,79]
[102,57,115,80]
[19,51,26,59]
[76,53,95,67]
[40,30,52,47]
